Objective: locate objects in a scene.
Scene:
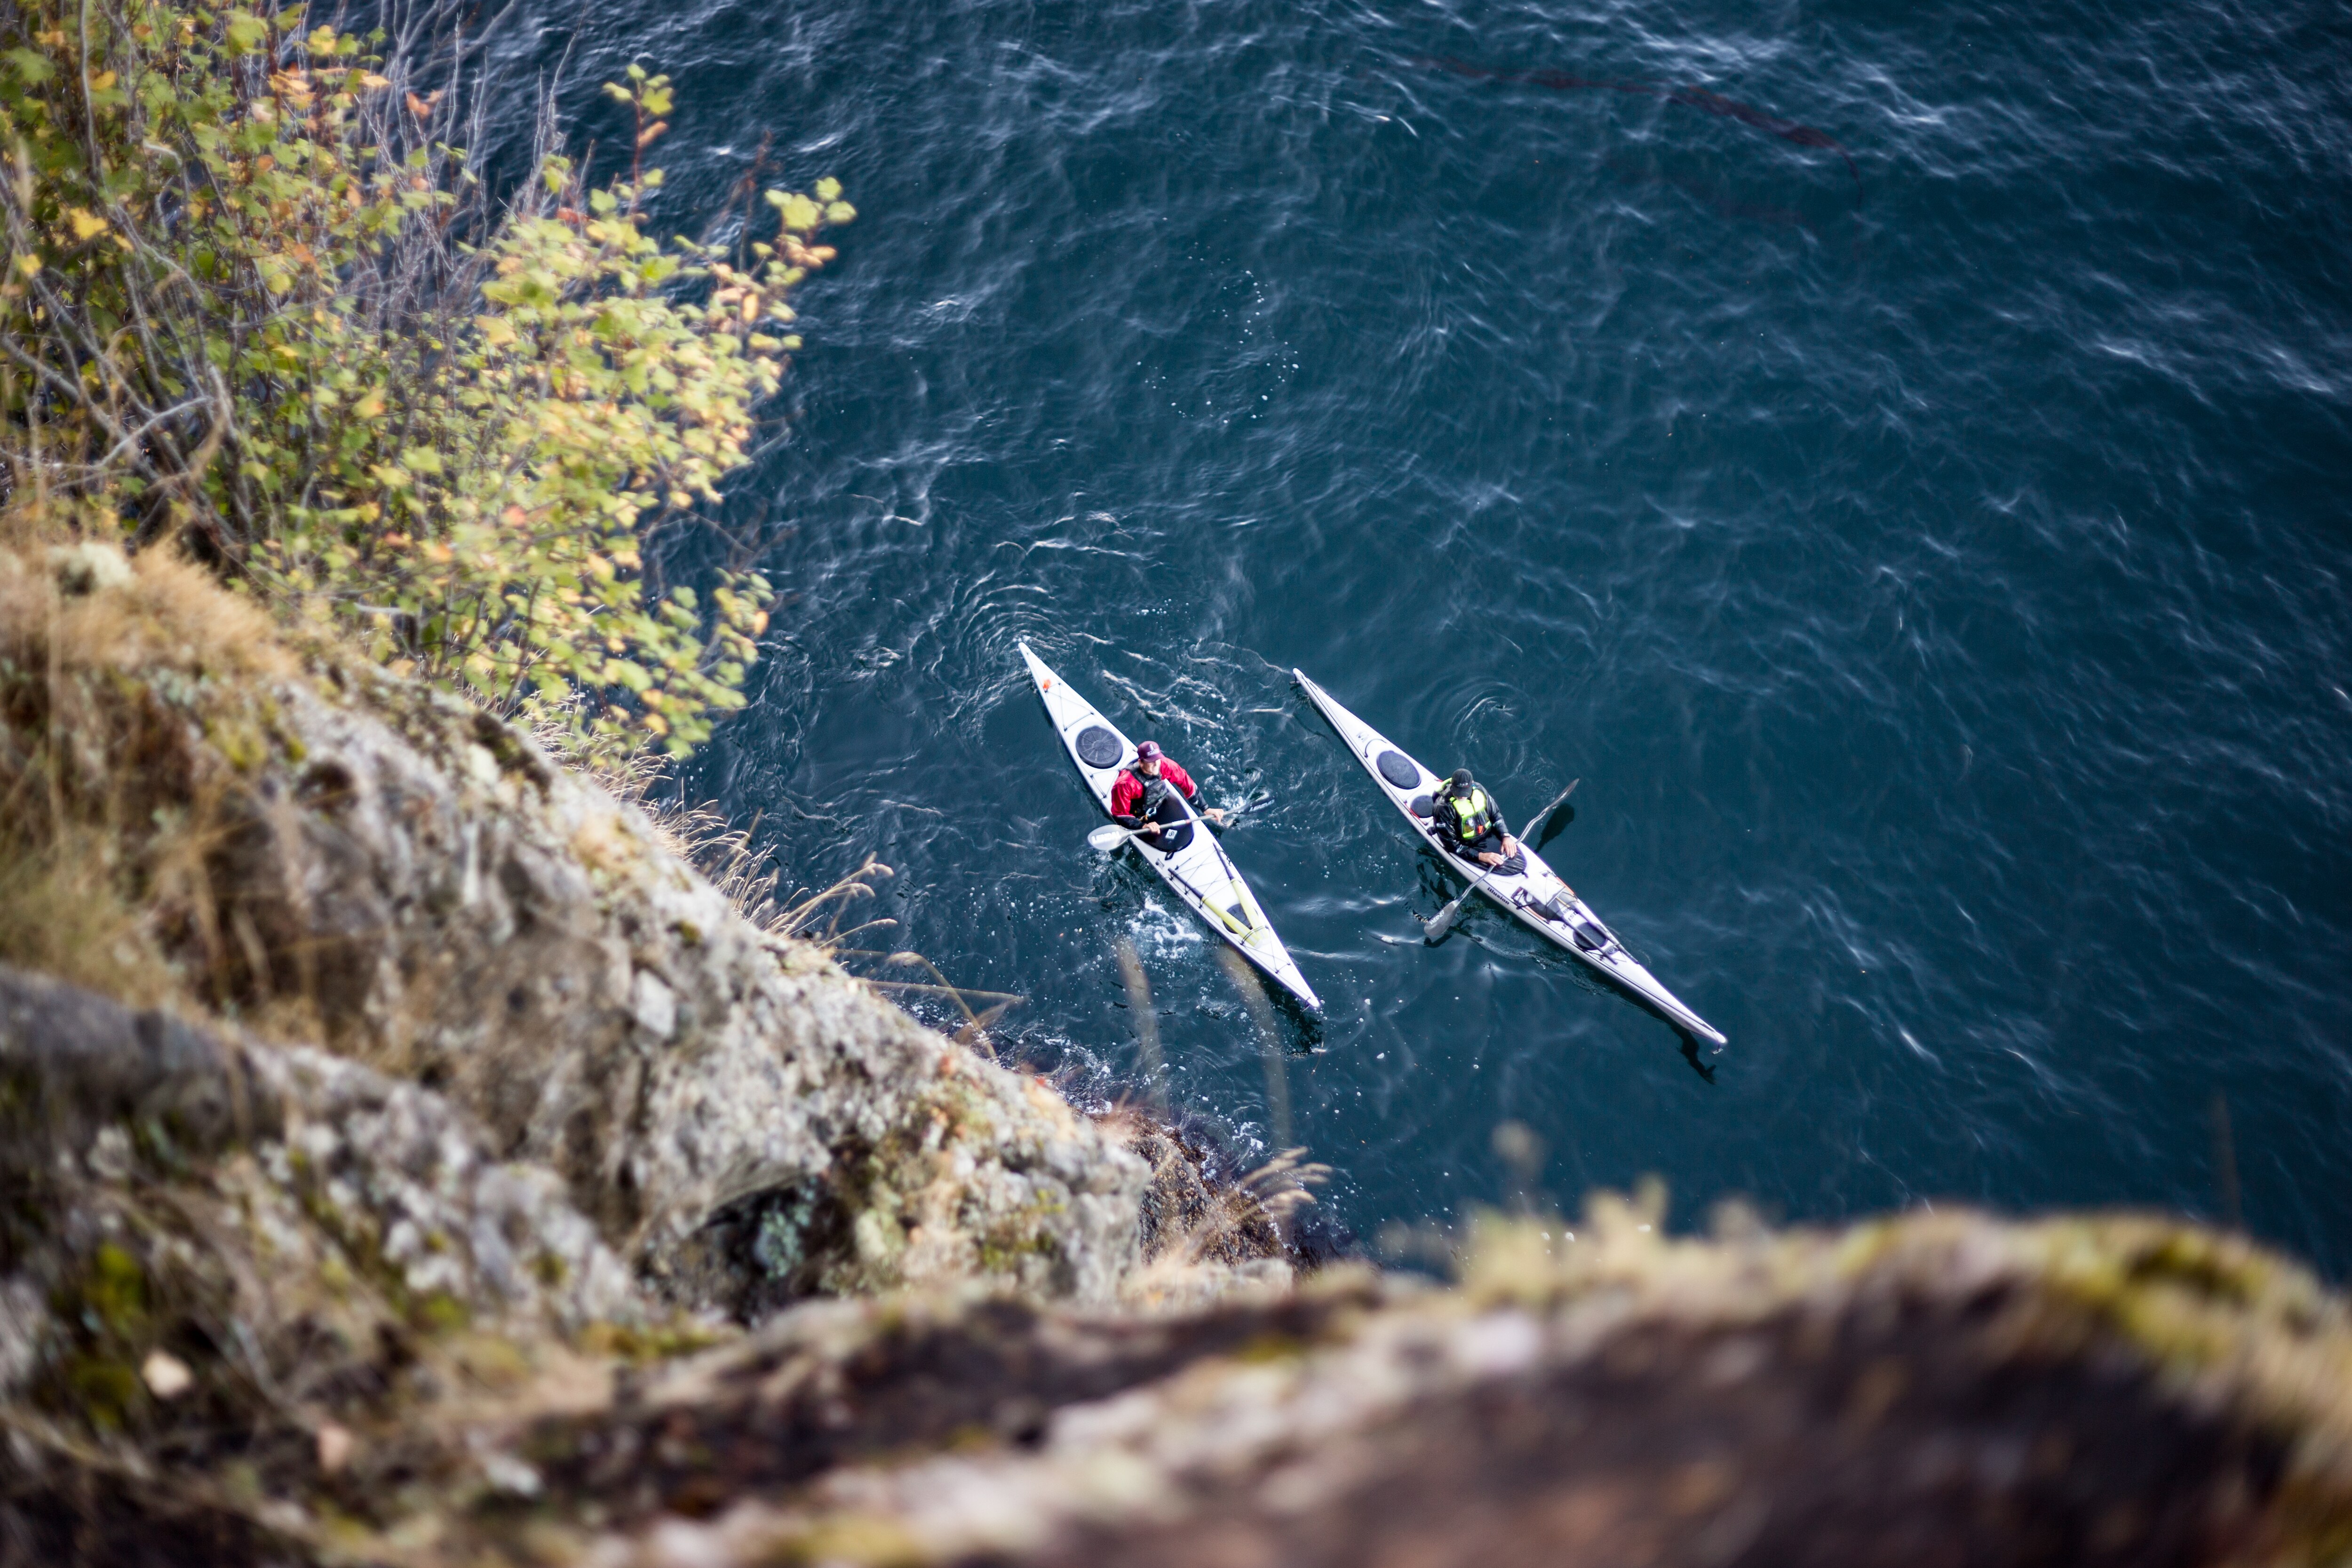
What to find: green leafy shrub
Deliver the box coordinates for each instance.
[0,2,849,756]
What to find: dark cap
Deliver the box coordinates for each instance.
[1449,768,1474,789]
[1135,741,1164,762]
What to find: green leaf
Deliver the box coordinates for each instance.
[226,12,272,53]
[4,49,56,86]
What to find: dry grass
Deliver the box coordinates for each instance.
[2,511,1011,1075]
[529,711,1031,1054]
[0,521,294,685]
[0,827,170,1007]
[1116,1121,1330,1311]
[0,517,345,1037]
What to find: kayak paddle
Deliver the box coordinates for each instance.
[1521,777,1581,846]
[1086,817,1213,851]
[1089,789,1267,852]
[1424,857,1511,942]
[1214,788,1274,828]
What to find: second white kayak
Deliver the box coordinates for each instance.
[1293,668,1724,1047]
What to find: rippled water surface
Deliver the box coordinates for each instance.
[503,0,2352,1266]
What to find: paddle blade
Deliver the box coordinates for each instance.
[1422,896,1464,941]
[1087,824,1131,851]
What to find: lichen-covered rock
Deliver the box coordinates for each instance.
[0,545,1149,1312]
[204,671,1146,1305]
[0,961,666,1567]
[0,965,648,1407]
[15,939,2352,1568]
[239,1043,646,1331]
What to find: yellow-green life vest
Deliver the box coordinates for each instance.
[1447,785,1496,841]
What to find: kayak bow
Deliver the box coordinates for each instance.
[1293,668,1724,1047]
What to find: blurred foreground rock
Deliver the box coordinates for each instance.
[505,1209,2352,1568]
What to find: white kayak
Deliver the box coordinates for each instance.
[1292,669,1725,1047]
[1021,643,1321,1014]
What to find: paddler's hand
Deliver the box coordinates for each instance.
[1503,835,1521,855]
[1204,807,1228,826]
[1478,850,1504,867]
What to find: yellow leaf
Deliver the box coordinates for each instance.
[89,70,118,91]
[12,253,39,279]
[66,208,109,241]
[777,193,821,233]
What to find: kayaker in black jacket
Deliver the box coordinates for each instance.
[1433,769,1525,874]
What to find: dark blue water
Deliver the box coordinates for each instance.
[512,0,2352,1269]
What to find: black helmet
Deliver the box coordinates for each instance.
[1449,768,1474,790]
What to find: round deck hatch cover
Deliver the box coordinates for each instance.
[1074,725,1123,769]
[1409,792,1435,819]
[1375,749,1420,789]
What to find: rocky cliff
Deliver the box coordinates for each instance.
[0,541,1152,1315]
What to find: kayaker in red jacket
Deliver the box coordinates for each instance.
[1110,741,1228,853]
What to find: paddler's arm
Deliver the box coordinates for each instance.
[1167,762,1226,825]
